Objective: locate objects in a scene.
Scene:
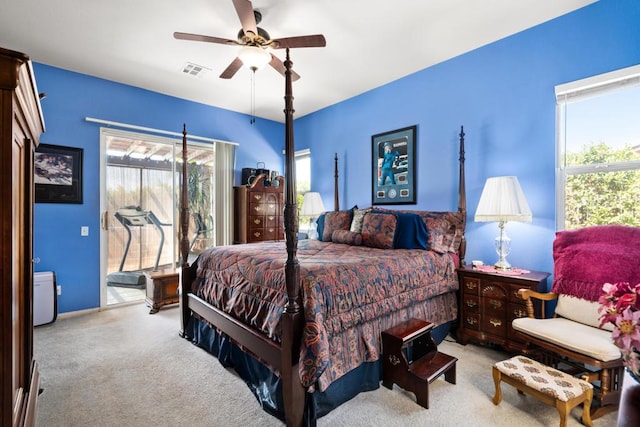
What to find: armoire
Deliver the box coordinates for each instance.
[0,47,45,426]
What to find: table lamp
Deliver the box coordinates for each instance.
[474,176,532,270]
[301,192,325,239]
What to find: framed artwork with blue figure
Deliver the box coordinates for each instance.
[371,125,416,205]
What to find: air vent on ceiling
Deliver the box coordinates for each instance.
[182,62,209,77]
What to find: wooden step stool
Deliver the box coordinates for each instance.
[382,318,457,409]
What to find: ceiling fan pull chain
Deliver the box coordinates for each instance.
[250,68,256,124]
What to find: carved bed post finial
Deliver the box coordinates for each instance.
[334,153,339,211]
[458,125,467,265]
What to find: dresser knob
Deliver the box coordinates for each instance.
[489,319,502,327]
[466,317,478,325]
[466,300,477,308]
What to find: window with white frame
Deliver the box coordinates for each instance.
[294,149,312,231]
[556,64,640,230]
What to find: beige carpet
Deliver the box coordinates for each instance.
[34,303,617,426]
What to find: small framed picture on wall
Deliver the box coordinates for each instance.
[35,144,83,204]
[371,125,416,205]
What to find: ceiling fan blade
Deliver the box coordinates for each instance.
[269,54,300,81]
[270,34,326,49]
[174,32,238,46]
[220,57,244,79]
[232,0,258,37]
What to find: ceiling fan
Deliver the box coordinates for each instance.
[174,0,326,81]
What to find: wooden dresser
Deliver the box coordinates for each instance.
[457,265,549,352]
[1,47,45,427]
[233,174,284,244]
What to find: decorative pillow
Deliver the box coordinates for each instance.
[331,230,362,246]
[361,212,397,249]
[349,207,371,233]
[316,213,326,240]
[420,211,464,253]
[394,212,429,250]
[321,210,353,241]
[373,208,464,253]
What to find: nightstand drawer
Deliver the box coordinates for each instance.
[462,295,480,311]
[508,303,528,322]
[508,284,527,304]
[462,277,480,295]
[482,315,507,337]
[463,313,480,331]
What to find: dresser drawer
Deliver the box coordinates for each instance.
[463,313,480,331]
[508,284,527,303]
[482,313,507,338]
[462,277,480,295]
[462,295,480,312]
[508,303,528,322]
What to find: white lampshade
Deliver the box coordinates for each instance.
[474,176,532,270]
[475,176,532,223]
[301,192,326,217]
[238,46,271,70]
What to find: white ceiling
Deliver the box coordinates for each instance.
[0,0,595,123]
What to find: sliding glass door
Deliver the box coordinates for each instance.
[99,128,215,308]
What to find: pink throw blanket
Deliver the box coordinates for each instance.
[551,225,640,301]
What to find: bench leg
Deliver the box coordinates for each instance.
[582,388,593,427]
[492,367,502,405]
[556,401,569,427]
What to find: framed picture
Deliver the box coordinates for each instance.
[371,125,416,205]
[35,144,83,204]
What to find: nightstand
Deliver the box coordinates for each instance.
[456,265,550,352]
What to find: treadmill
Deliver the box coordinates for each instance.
[106,206,171,289]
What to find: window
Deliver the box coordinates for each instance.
[295,149,311,231]
[556,64,640,230]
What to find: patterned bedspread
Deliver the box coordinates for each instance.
[192,239,459,391]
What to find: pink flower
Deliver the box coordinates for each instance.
[611,308,640,350]
[599,282,640,376]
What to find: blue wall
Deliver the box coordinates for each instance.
[35,0,640,313]
[33,65,285,313]
[297,0,640,279]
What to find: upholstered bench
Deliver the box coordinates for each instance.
[492,355,593,427]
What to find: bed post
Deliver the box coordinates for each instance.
[458,125,467,266]
[179,124,193,338]
[334,152,339,211]
[281,48,306,427]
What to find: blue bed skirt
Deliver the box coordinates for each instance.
[186,316,452,425]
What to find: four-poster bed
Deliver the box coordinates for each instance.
[178,49,467,426]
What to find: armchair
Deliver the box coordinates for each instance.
[512,225,640,419]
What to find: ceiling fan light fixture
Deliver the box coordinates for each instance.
[238,46,271,70]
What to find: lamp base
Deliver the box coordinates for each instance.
[493,258,512,270]
[494,223,512,270]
